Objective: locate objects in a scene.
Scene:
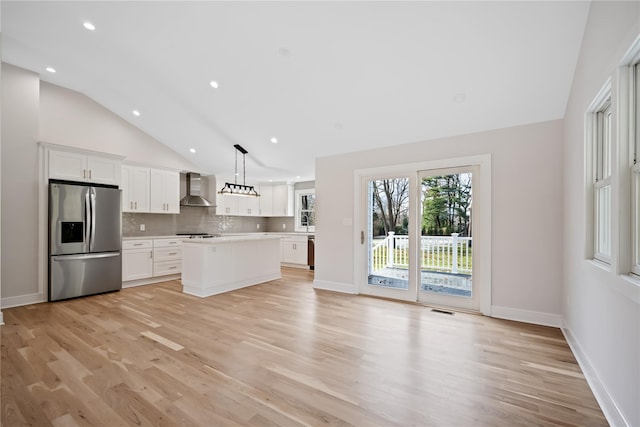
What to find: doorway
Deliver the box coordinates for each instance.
[357,157,489,314]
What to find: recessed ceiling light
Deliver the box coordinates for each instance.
[189,148,196,153]
[453,93,467,104]
[270,137,278,144]
[210,81,219,89]
[278,47,292,58]
[132,110,141,117]
[296,176,301,179]
[83,22,96,31]
[334,122,344,130]
[45,67,56,73]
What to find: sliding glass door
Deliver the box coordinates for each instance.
[417,167,478,310]
[362,175,418,301]
[359,167,480,311]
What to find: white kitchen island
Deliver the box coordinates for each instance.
[181,235,282,297]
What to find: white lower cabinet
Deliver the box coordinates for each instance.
[281,236,308,266]
[122,240,153,281]
[153,239,182,276]
[122,238,182,285]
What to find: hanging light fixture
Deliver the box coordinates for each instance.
[218,144,260,197]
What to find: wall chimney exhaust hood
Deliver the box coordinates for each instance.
[180,173,214,207]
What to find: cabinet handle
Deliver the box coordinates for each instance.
[169,266,177,270]
[135,201,138,209]
[83,169,86,179]
[133,243,143,246]
[169,252,177,255]
[150,251,153,259]
[130,201,133,209]
[89,169,92,179]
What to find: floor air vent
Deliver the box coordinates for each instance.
[431,308,454,315]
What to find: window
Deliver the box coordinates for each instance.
[595,101,612,262]
[295,189,315,233]
[632,63,640,275]
[588,82,613,264]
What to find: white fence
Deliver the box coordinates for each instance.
[371,232,472,275]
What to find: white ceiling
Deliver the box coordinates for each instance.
[1,1,590,182]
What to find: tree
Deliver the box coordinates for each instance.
[371,178,409,235]
[421,173,471,236]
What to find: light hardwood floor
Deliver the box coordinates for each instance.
[2,268,607,426]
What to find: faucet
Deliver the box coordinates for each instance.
[301,213,310,233]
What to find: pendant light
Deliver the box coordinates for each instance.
[218,144,260,197]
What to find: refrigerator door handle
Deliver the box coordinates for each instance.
[90,188,97,251]
[52,253,120,262]
[84,189,91,246]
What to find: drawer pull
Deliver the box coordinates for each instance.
[133,243,143,246]
[168,252,177,255]
[169,266,177,270]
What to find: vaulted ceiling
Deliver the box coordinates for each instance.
[2,1,590,182]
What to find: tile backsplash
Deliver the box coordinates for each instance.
[123,207,295,236]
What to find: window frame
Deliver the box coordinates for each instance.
[294,189,316,233]
[590,93,613,265]
[631,63,640,275]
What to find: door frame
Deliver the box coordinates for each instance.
[353,154,492,316]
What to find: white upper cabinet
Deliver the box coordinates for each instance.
[149,169,180,214]
[49,148,121,186]
[238,195,260,216]
[258,185,274,216]
[121,165,150,213]
[258,184,293,217]
[214,177,293,217]
[216,192,239,215]
[272,184,294,217]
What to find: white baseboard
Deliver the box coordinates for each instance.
[182,272,282,298]
[562,324,630,427]
[490,305,562,327]
[312,280,358,294]
[0,311,4,326]
[1,292,46,309]
[281,263,310,270]
[122,274,181,289]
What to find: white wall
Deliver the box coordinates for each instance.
[562,2,639,426]
[0,63,201,306]
[315,119,565,320]
[1,64,40,302]
[40,82,200,172]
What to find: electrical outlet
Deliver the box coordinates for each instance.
[140,224,145,231]
[256,223,260,229]
[282,223,286,229]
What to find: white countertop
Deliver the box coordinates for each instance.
[123,232,313,240]
[182,234,282,244]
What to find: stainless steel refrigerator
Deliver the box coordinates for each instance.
[49,180,122,301]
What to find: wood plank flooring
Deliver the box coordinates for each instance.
[2,268,607,426]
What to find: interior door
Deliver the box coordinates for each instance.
[416,167,478,310]
[361,175,417,301]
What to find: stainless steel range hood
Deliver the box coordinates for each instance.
[180,173,214,207]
